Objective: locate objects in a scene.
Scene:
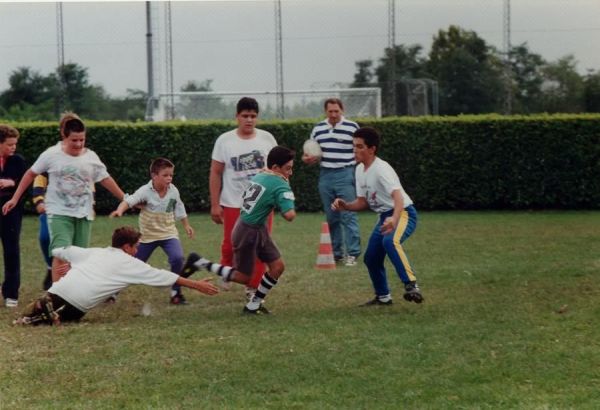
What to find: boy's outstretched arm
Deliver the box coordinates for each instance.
[180,217,195,238]
[99,176,126,201]
[2,168,37,215]
[110,200,130,218]
[176,276,219,295]
[331,197,369,212]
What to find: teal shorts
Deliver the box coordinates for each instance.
[47,215,92,252]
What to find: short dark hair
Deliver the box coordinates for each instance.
[150,157,174,175]
[353,127,381,153]
[0,124,19,143]
[236,97,259,114]
[324,98,344,111]
[112,226,142,248]
[267,145,295,169]
[59,112,85,137]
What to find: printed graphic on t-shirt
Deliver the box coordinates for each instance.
[365,190,381,210]
[230,150,266,183]
[56,165,92,209]
[166,198,177,213]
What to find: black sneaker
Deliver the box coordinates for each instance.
[242,305,270,315]
[180,253,201,278]
[170,293,188,305]
[403,282,424,304]
[360,297,393,306]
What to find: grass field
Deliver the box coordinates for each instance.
[1,211,600,409]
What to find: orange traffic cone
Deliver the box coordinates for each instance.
[315,222,336,269]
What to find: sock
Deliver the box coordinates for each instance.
[198,261,234,282]
[378,294,392,303]
[246,273,278,311]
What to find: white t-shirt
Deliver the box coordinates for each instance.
[50,246,178,312]
[31,144,109,220]
[126,181,187,242]
[211,128,277,207]
[356,157,413,213]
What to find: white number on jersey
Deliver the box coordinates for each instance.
[241,182,265,213]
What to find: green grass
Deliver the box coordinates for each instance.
[1,211,600,409]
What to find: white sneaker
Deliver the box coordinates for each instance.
[5,298,18,308]
[345,256,358,266]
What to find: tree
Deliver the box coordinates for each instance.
[584,70,600,112]
[538,55,584,113]
[352,60,375,87]
[177,79,228,120]
[427,25,504,115]
[352,45,428,115]
[0,67,56,120]
[508,43,546,113]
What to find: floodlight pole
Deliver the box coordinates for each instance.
[165,1,175,120]
[388,0,397,116]
[56,2,65,113]
[145,1,155,119]
[503,0,512,115]
[275,0,285,119]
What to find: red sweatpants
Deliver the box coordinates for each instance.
[221,206,273,289]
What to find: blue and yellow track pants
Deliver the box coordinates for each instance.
[363,205,418,297]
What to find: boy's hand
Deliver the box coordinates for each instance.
[185,225,195,239]
[35,202,46,214]
[193,278,219,295]
[2,199,16,215]
[210,205,224,224]
[0,178,15,189]
[331,198,346,211]
[54,262,71,277]
[380,217,397,236]
[302,153,319,165]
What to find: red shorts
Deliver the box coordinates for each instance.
[221,206,273,288]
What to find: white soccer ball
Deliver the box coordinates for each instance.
[303,139,322,158]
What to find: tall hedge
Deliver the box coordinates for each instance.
[10,114,600,213]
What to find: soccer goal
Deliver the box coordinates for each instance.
[146,88,382,121]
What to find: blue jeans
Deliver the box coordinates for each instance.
[363,206,418,297]
[39,213,52,267]
[135,238,184,294]
[318,166,361,259]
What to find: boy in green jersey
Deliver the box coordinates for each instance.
[182,146,296,314]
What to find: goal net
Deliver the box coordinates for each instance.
[146,88,381,121]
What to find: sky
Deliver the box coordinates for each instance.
[1,0,599,98]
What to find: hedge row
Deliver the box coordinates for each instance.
[10,114,600,213]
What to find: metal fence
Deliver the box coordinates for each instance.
[0,1,598,120]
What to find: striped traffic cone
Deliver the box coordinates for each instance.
[315,222,336,269]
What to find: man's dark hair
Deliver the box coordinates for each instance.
[267,145,295,169]
[236,97,259,114]
[324,97,344,111]
[150,157,175,175]
[112,226,142,248]
[62,118,85,137]
[0,124,19,143]
[353,127,381,154]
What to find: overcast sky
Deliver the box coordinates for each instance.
[1,0,599,97]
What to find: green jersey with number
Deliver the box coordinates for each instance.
[240,171,295,226]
